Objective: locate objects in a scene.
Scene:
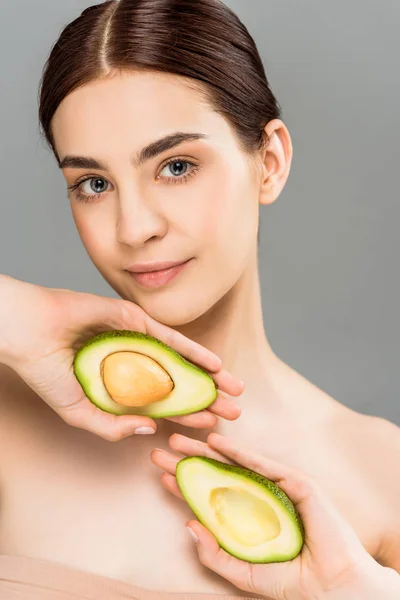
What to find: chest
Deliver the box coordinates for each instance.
[0,398,391,592]
[0,409,253,595]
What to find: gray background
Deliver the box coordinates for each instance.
[1,1,399,423]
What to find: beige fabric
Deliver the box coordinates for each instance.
[0,555,254,600]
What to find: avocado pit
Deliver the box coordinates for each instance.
[101,351,174,407]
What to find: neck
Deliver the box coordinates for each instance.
[174,254,338,422]
[175,253,275,383]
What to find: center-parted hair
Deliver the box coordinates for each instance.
[38,0,281,160]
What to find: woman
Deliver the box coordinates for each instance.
[0,0,399,597]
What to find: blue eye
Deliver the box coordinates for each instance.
[160,160,189,177]
[158,159,200,184]
[67,176,113,203]
[80,177,110,195]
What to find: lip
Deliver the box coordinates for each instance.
[127,260,191,274]
[126,258,193,289]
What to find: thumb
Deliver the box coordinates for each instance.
[53,288,146,342]
[185,520,264,595]
[22,354,158,442]
[287,478,368,575]
[58,389,158,442]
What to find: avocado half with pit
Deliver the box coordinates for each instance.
[176,456,304,563]
[73,330,217,418]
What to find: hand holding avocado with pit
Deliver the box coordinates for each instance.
[151,433,400,600]
[0,274,243,441]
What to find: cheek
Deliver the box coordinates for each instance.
[71,205,114,262]
[193,168,258,259]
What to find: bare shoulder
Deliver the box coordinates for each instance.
[353,412,400,479]
[355,411,400,451]
[362,414,400,571]
[330,408,400,569]
[369,414,400,451]
[333,409,400,498]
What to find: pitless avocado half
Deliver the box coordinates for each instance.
[74,330,304,562]
[73,330,218,418]
[176,456,305,563]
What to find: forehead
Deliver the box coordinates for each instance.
[51,71,233,158]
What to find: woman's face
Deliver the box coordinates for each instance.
[51,71,267,326]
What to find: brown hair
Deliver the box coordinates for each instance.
[38,0,281,162]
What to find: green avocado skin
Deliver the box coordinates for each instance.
[73,330,217,417]
[176,456,305,563]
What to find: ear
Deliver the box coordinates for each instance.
[258,119,293,206]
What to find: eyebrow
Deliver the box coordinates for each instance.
[58,131,209,170]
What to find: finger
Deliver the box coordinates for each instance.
[166,393,241,427]
[211,369,245,397]
[161,472,185,500]
[143,311,246,399]
[186,520,258,594]
[207,432,334,506]
[144,316,245,396]
[164,382,243,428]
[166,410,218,429]
[207,432,326,509]
[58,396,157,442]
[206,393,242,420]
[169,433,235,464]
[207,432,298,485]
[207,433,365,562]
[144,314,222,373]
[34,366,158,441]
[151,448,181,476]
[151,440,232,477]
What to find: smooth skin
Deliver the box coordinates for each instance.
[0,69,399,595]
[152,432,400,599]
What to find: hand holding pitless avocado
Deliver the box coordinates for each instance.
[152,434,400,600]
[0,274,243,440]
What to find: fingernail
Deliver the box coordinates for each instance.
[186,527,198,543]
[135,427,156,435]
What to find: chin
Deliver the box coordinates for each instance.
[136,296,206,328]
[108,270,220,328]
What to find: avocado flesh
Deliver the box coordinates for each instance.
[176,456,304,563]
[73,330,218,418]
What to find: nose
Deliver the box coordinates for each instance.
[116,188,168,248]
